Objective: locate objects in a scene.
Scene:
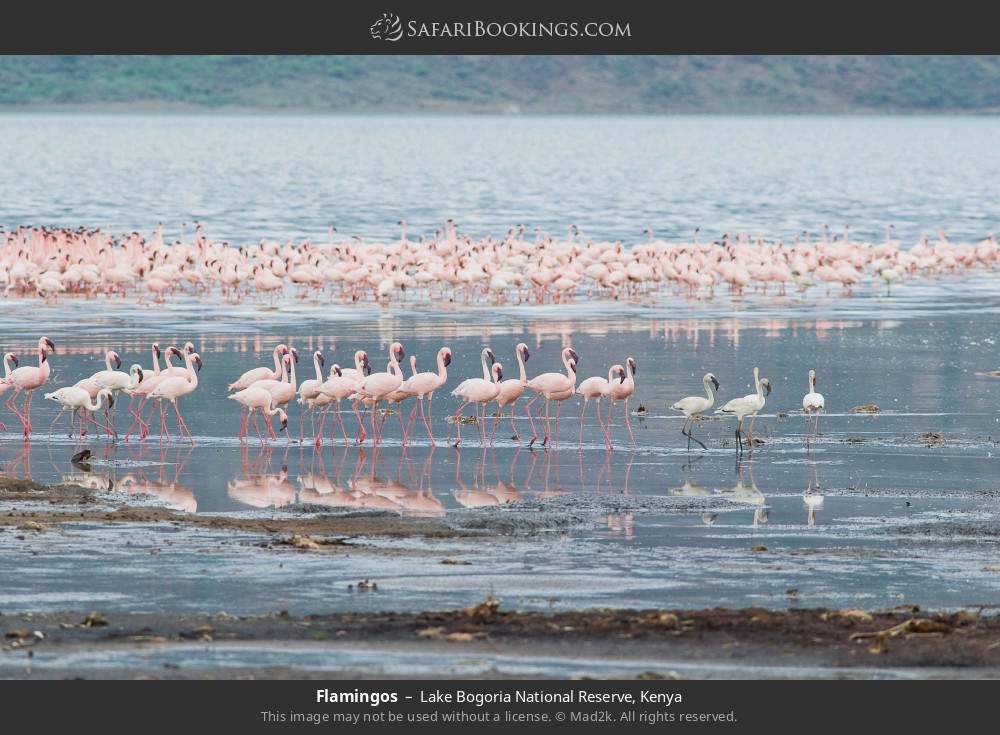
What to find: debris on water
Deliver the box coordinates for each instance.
[850,617,952,642]
[440,558,472,565]
[446,414,479,425]
[352,579,378,592]
[16,520,46,532]
[4,628,30,639]
[445,631,476,642]
[849,404,881,413]
[919,431,945,446]
[749,437,765,447]
[81,612,108,628]
[464,595,501,619]
[635,404,647,416]
[843,437,866,444]
[785,588,799,598]
[751,545,768,553]
[265,534,351,551]
[821,609,873,623]
[652,612,679,627]
[776,412,789,419]
[71,449,91,465]
[974,370,1000,378]
[376,409,396,419]
[416,626,445,639]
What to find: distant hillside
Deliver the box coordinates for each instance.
[1,56,999,113]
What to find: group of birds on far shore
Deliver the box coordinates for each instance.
[3,221,999,306]
[0,335,826,454]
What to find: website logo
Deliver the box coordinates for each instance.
[370,12,404,42]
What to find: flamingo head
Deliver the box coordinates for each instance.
[110,351,122,370]
[4,353,18,368]
[626,357,637,375]
[613,365,626,384]
[315,351,325,367]
[485,348,496,365]
[517,343,530,362]
[563,347,580,366]
[152,342,161,358]
[191,354,203,372]
[567,358,578,374]
[492,362,504,382]
[289,347,299,363]
[331,364,343,378]
[277,409,288,433]
[184,342,195,354]
[391,342,405,363]
[40,336,55,354]
[359,351,372,376]
[276,343,289,357]
[760,378,772,396]
[808,369,816,387]
[440,347,452,367]
[706,373,720,391]
[168,346,182,359]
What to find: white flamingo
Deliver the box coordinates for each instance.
[716,367,771,452]
[671,372,720,450]
[802,368,825,443]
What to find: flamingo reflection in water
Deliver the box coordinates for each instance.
[117,446,197,513]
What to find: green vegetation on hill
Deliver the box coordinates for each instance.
[1,55,998,113]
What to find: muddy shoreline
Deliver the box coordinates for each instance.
[3,604,999,679]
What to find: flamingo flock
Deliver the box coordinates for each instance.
[4,334,833,454]
[3,223,999,305]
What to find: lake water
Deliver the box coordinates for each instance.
[1,114,999,632]
[2,113,999,244]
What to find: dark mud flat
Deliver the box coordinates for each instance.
[3,604,999,680]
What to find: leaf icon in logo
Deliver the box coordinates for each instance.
[370,12,403,42]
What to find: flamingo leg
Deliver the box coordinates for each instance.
[553,401,563,448]
[510,404,520,441]
[596,399,611,449]
[524,395,539,445]
[542,398,551,448]
[352,400,367,444]
[578,399,587,445]
[172,401,194,445]
[419,398,435,447]
[624,397,635,446]
[252,410,265,444]
[49,408,65,439]
[452,401,468,447]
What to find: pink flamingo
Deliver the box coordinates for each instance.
[3,336,55,439]
[607,356,637,446]
[296,350,325,441]
[162,342,197,377]
[229,386,289,444]
[0,352,19,431]
[524,346,579,448]
[450,348,501,447]
[318,351,371,444]
[148,351,203,445]
[249,352,297,440]
[126,345,179,440]
[228,343,289,391]
[399,346,451,446]
[354,342,405,448]
[575,365,624,449]
[494,343,530,441]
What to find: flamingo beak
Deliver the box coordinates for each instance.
[10,355,18,368]
[154,345,161,358]
[522,347,530,361]
[186,344,194,354]
[712,377,720,391]
[765,382,772,396]
[194,355,203,371]
[137,368,144,383]
[395,345,405,362]
[290,348,299,363]
[280,418,288,432]
[570,349,580,365]
[334,366,343,377]
[318,353,325,366]
[443,352,452,367]
[108,394,115,408]
[113,353,122,370]
[629,358,637,375]
[45,338,55,352]
[619,370,626,384]
[486,349,495,364]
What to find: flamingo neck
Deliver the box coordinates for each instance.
[151,348,161,375]
[185,356,199,388]
[354,353,364,375]
[517,350,527,385]
[313,356,323,382]
[287,359,296,389]
[437,352,448,383]
[273,347,283,374]
[105,352,113,371]
[480,350,491,381]
[704,378,715,402]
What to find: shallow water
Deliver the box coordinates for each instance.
[0,277,998,618]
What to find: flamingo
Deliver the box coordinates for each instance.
[126,346,181,441]
[0,352,19,430]
[229,386,289,444]
[354,341,405,448]
[162,342,197,377]
[3,336,55,439]
[398,346,451,447]
[524,346,579,448]
[228,343,289,391]
[148,351,203,445]
[494,343,530,441]
[44,387,116,440]
[716,367,771,453]
[296,350,325,441]
[802,368,825,443]
[671,372,720,450]
[606,356,636,446]
[575,365,623,449]
[451,357,503,446]
[318,350,371,444]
